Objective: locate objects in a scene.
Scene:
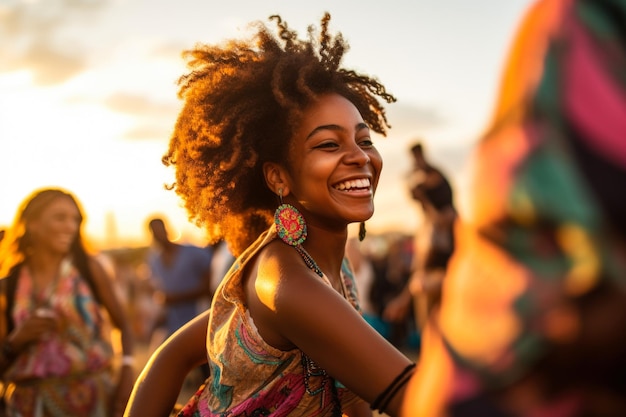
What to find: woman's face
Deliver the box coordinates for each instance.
[28,196,81,255]
[286,93,383,229]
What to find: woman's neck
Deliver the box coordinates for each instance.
[26,252,65,281]
[300,225,348,279]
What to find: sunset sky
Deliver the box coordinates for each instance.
[0,0,534,249]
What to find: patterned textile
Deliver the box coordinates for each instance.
[178,225,361,416]
[405,0,626,415]
[4,260,114,417]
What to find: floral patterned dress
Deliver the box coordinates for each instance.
[178,225,362,417]
[3,260,114,417]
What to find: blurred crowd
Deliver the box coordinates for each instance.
[98,226,423,356]
[0,190,438,363]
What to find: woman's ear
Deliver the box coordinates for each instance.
[263,162,290,196]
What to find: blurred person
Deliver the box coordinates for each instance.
[146,217,213,341]
[384,142,457,330]
[146,217,213,383]
[125,12,415,417]
[348,235,418,353]
[370,237,417,351]
[0,188,135,417]
[206,239,235,300]
[402,0,626,415]
[345,237,379,333]
[195,239,235,316]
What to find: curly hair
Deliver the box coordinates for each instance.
[165,12,396,256]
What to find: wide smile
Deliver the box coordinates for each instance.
[56,234,75,246]
[332,177,372,193]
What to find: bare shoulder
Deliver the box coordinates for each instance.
[253,240,332,309]
[244,240,337,349]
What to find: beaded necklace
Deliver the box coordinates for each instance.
[294,245,323,278]
[293,243,342,417]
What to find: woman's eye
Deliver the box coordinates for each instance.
[314,142,339,149]
[358,138,374,147]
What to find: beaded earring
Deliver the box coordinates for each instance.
[274,189,307,247]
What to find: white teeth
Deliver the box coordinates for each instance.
[335,178,371,191]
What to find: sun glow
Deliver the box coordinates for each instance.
[0,0,534,251]
[0,70,207,250]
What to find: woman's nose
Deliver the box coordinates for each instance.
[344,144,370,166]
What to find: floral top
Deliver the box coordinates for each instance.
[179,225,362,416]
[4,259,114,382]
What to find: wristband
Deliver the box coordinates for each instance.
[121,355,135,367]
[370,363,416,412]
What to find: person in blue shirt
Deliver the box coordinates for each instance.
[147,217,213,338]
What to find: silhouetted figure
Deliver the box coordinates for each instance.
[406,142,456,327]
[383,142,457,332]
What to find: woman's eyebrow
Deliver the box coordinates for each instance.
[306,122,369,140]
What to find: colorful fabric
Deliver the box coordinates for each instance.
[4,259,114,417]
[407,0,626,415]
[178,225,362,416]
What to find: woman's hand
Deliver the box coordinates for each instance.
[9,310,60,350]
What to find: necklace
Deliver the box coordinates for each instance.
[295,244,347,297]
[292,243,342,417]
[294,244,323,278]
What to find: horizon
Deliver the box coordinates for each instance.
[0,0,535,251]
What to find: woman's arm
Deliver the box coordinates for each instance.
[89,257,136,417]
[90,257,135,358]
[124,310,210,417]
[248,246,415,417]
[278,283,413,416]
[343,398,373,417]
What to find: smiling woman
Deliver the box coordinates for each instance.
[124,11,416,417]
[0,187,136,417]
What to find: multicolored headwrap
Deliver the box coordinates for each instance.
[403,0,626,415]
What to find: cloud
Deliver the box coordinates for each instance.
[103,92,179,141]
[104,93,178,118]
[0,0,106,86]
[150,42,189,60]
[19,41,86,85]
[385,102,447,133]
[123,124,172,142]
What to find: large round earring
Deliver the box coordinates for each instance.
[274,188,307,247]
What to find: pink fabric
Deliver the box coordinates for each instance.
[565,15,626,166]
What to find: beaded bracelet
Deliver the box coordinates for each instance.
[370,363,416,413]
